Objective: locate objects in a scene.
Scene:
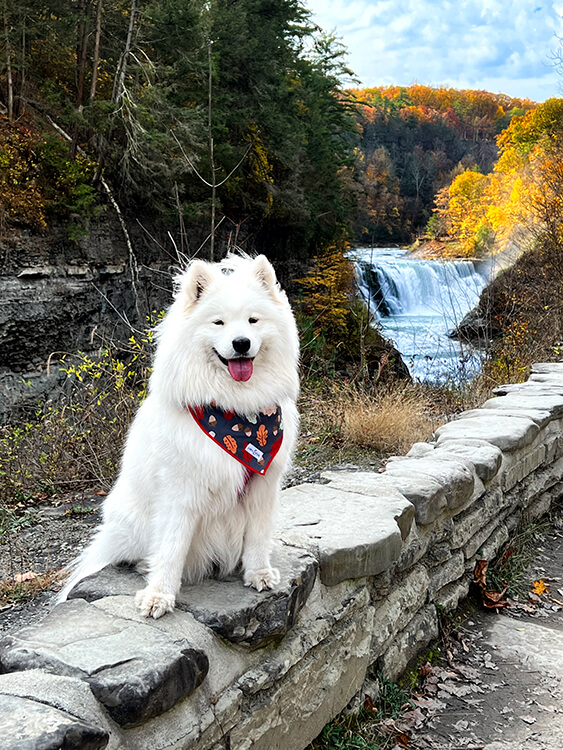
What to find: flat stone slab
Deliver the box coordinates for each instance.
[493,382,563,397]
[177,545,317,648]
[0,599,208,727]
[0,693,109,750]
[277,482,407,585]
[428,439,503,482]
[380,470,447,526]
[461,404,553,429]
[531,362,563,374]
[482,393,563,421]
[435,413,539,452]
[384,456,475,510]
[70,545,317,649]
[319,471,415,538]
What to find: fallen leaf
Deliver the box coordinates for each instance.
[419,662,433,677]
[395,731,410,747]
[474,559,489,588]
[93,490,107,496]
[532,579,549,596]
[474,560,508,609]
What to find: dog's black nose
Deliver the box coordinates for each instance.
[232,337,251,354]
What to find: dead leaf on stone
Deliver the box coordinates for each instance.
[453,719,469,731]
[419,662,433,677]
[454,664,481,681]
[532,579,549,596]
[395,731,410,748]
[401,707,426,729]
[474,559,489,588]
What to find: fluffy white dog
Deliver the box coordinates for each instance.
[58,254,300,619]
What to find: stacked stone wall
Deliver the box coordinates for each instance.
[2,362,563,749]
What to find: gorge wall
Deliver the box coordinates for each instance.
[1,362,563,749]
[0,218,172,422]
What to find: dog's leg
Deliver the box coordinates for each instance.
[241,470,281,591]
[135,498,198,619]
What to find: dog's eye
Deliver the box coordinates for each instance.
[248,317,258,324]
[213,320,224,326]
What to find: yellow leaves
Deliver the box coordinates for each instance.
[297,245,354,340]
[531,579,549,596]
[246,123,275,216]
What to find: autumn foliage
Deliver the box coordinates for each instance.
[347,84,535,242]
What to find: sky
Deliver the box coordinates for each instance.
[305,0,563,102]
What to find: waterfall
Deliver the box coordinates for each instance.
[352,247,489,383]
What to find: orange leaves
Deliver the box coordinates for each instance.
[256,424,268,447]
[531,579,549,596]
[296,245,353,339]
[223,435,237,454]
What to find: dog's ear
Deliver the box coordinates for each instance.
[176,260,215,307]
[252,255,282,300]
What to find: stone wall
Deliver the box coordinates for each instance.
[1,362,563,750]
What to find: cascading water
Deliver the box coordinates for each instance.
[353,247,489,383]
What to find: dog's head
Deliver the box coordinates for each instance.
[152,255,299,411]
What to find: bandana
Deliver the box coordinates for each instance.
[188,403,283,476]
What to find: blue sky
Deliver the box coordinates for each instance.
[305,0,563,102]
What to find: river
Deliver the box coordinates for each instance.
[353,247,489,383]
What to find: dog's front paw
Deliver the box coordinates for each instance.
[244,567,281,592]
[135,587,175,619]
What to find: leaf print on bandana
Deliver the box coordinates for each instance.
[223,435,237,453]
[256,424,268,447]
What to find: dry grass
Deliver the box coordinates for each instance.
[299,382,441,458]
[0,569,65,608]
[340,386,439,455]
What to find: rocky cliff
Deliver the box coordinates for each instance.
[0,214,173,422]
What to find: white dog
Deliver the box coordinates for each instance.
[58,254,300,619]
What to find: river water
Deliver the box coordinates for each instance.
[353,247,489,383]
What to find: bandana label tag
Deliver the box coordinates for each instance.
[244,443,264,461]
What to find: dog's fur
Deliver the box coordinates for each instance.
[58,254,300,618]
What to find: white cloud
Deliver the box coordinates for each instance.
[305,0,563,100]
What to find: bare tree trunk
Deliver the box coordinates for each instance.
[208,39,216,261]
[95,0,137,184]
[89,0,103,101]
[71,0,91,158]
[19,12,25,115]
[112,0,137,108]
[3,1,13,122]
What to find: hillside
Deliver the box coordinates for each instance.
[347,85,536,243]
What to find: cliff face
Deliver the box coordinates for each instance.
[0,215,173,421]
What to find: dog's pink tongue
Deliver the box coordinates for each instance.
[228,358,253,382]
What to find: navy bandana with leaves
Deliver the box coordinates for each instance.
[188,403,283,476]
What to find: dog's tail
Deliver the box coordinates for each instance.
[57,527,122,603]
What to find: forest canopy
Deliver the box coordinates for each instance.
[0,0,357,260]
[0,0,541,261]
